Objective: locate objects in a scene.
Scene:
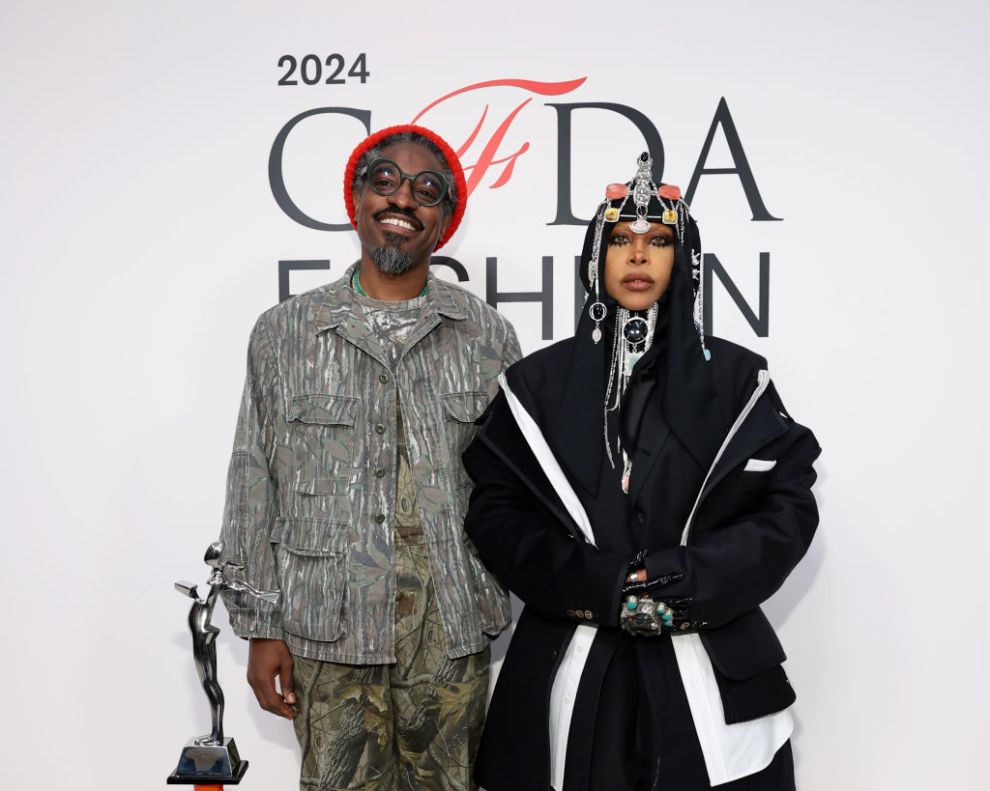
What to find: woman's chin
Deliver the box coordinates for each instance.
[614,291,660,312]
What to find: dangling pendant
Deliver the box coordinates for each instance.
[589,301,607,344]
[631,216,651,234]
[622,314,648,373]
[622,315,648,344]
[621,452,633,494]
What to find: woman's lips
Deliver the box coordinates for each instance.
[621,276,655,291]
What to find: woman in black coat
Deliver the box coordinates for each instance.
[463,153,821,791]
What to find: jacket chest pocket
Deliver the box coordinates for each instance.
[288,394,358,496]
[441,391,487,485]
[271,517,348,642]
[732,463,774,516]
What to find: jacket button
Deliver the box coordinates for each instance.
[584,610,593,619]
[374,468,385,478]
[636,511,646,525]
[375,424,386,434]
[565,608,575,618]
[375,514,386,524]
[379,373,390,384]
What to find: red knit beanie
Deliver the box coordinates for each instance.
[343,124,467,251]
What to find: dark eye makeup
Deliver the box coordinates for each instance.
[608,229,674,247]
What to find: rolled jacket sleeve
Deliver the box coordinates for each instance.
[218,315,284,639]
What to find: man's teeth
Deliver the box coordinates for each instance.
[381,217,416,231]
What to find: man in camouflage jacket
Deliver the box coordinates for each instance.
[218,125,520,790]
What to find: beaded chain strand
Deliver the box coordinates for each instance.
[602,303,659,492]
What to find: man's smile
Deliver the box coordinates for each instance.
[376,211,422,235]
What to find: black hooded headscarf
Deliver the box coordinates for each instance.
[532,154,729,495]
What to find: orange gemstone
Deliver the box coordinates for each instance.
[605,183,628,200]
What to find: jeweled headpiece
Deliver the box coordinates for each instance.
[586,152,707,359]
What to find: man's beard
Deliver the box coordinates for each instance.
[370,233,414,275]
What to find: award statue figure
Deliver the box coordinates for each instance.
[168,541,279,786]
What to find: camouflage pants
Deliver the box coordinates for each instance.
[292,531,490,791]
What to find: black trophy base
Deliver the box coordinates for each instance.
[167,737,249,785]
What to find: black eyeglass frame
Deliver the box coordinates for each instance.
[359,158,450,208]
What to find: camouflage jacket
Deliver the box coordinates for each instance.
[219,264,521,663]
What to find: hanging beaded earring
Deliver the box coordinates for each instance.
[587,205,608,344]
[589,183,631,344]
[656,182,710,362]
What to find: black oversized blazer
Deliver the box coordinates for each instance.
[463,335,822,791]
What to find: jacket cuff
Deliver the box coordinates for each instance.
[641,550,707,631]
[562,560,629,628]
[229,611,284,641]
[643,549,690,596]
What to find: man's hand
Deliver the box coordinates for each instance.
[247,638,296,719]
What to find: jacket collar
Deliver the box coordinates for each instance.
[313,261,468,335]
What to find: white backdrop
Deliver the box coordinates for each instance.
[3,1,989,789]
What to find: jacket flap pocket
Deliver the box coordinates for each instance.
[289,394,357,426]
[293,476,349,496]
[700,608,786,680]
[441,391,487,423]
[271,517,347,555]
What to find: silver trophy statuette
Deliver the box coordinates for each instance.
[167,541,279,786]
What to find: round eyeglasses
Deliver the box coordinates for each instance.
[360,158,449,207]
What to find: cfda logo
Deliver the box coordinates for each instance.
[269,77,777,339]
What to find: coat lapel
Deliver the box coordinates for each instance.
[312,267,390,368]
[506,331,605,499]
[548,330,605,498]
[477,395,582,541]
[702,388,787,499]
[628,395,672,504]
